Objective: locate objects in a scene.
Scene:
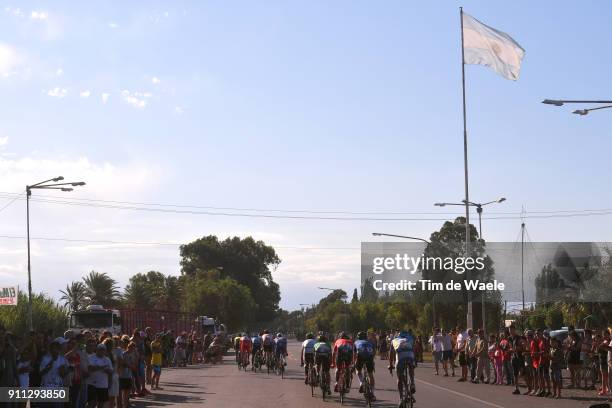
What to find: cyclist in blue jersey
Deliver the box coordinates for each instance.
[301,332,316,384]
[354,331,376,401]
[314,334,332,395]
[389,330,416,401]
[274,333,288,365]
[251,332,262,365]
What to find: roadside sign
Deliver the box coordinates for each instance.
[0,286,18,306]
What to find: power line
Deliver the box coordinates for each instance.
[2,191,612,221]
[0,191,25,213]
[0,234,360,250]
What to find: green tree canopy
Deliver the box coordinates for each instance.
[180,236,281,321]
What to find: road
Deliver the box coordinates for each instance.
[134,340,610,407]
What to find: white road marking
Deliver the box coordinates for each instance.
[416,378,505,408]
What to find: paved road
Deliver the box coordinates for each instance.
[134,341,610,407]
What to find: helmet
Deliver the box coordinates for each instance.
[306,332,314,339]
[357,331,367,340]
[263,329,269,334]
[338,331,347,339]
[399,330,409,338]
[317,335,327,343]
[276,333,283,338]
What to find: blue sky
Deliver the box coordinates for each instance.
[0,1,611,310]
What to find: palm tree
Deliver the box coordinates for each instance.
[60,281,87,312]
[83,271,120,306]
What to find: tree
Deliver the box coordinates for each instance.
[123,271,183,311]
[180,236,281,321]
[0,292,67,336]
[83,271,120,306]
[183,272,255,331]
[351,289,359,303]
[60,281,87,312]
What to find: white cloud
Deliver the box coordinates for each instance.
[151,76,161,84]
[80,90,91,98]
[108,22,118,29]
[46,87,67,98]
[5,7,24,18]
[121,90,147,109]
[56,68,63,76]
[0,136,8,146]
[174,106,184,115]
[101,93,110,103]
[0,43,23,78]
[30,10,48,20]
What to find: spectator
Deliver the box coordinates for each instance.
[87,343,113,408]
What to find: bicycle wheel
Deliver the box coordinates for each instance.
[364,377,372,408]
[310,366,316,396]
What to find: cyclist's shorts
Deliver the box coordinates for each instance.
[275,348,287,358]
[315,354,330,371]
[252,344,261,353]
[336,352,352,367]
[263,344,273,353]
[355,355,374,373]
[396,356,415,373]
[304,353,314,365]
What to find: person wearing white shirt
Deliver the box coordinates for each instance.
[441,328,454,377]
[87,344,113,408]
[39,339,68,387]
[429,328,443,375]
[455,326,469,382]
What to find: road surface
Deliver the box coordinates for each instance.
[133,340,610,407]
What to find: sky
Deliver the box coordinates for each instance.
[1,1,612,311]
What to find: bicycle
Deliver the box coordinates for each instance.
[276,354,286,379]
[318,362,331,401]
[337,361,352,405]
[390,363,414,408]
[252,349,263,372]
[264,350,274,374]
[356,365,374,407]
[240,350,250,371]
[306,360,318,396]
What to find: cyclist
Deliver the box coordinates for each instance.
[354,331,376,401]
[314,334,332,395]
[331,331,355,393]
[233,334,241,362]
[301,332,316,384]
[274,333,288,367]
[389,330,416,402]
[262,330,274,366]
[239,333,252,368]
[251,331,262,366]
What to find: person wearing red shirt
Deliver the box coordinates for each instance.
[331,332,355,393]
[537,330,552,397]
[529,331,541,396]
[239,334,252,368]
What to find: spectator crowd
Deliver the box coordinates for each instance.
[0,323,223,407]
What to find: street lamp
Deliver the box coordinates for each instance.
[434,197,505,239]
[317,287,348,331]
[542,99,612,116]
[26,176,86,331]
[434,197,506,332]
[371,233,440,327]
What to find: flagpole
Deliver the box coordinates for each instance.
[460,6,473,330]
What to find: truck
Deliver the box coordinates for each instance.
[69,305,122,335]
[69,305,200,336]
[197,316,227,336]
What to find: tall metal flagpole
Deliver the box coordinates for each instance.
[460,7,473,330]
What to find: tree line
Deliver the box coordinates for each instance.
[0,236,281,335]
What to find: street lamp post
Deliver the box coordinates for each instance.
[26,176,86,331]
[434,197,506,332]
[370,233,439,327]
[542,99,612,116]
[317,287,348,331]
